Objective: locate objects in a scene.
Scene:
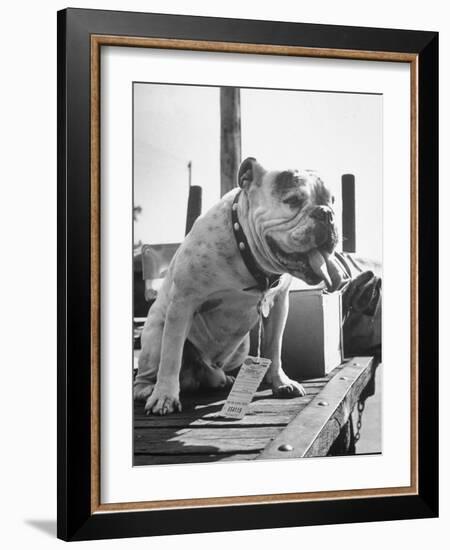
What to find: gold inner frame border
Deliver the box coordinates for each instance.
[89,34,419,514]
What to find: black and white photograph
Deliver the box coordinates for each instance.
[132,82,382,466]
[0,0,442,545]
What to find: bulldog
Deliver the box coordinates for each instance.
[134,157,343,415]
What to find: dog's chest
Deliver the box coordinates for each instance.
[192,288,262,336]
[197,288,260,317]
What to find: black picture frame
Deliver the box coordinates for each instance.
[57,7,438,541]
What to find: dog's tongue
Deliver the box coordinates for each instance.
[308,249,343,291]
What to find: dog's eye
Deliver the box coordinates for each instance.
[283,195,304,209]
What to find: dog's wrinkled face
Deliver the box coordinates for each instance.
[238,157,342,290]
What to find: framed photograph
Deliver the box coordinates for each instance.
[57,8,438,541]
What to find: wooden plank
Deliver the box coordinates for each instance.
[134,413,292,428]
[133,384,326,412]
[134,453,259,466]
[135,426,281,454]
[258,357,374,460]
[134,388,321,428]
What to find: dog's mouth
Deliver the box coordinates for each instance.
[266,235,343,291]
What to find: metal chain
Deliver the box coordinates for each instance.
[354,399,366,443]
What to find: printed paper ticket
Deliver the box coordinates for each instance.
[220,356,272,419]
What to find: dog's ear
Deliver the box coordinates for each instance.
[238,157,264,189]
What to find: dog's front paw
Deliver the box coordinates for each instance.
[271,377,306,398]
[144,383,182,415]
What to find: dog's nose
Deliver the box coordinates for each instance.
[310,205,334,225]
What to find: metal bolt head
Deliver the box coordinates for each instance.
[239,242,245,250]
[278,444,294,452]
[234,222,240,231]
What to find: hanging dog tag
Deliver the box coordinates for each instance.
[220,356,272,419]
[258,293,271,318]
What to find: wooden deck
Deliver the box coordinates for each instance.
[134,356,375,465]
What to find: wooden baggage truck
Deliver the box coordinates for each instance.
[133,355,376,465]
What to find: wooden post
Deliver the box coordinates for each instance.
[220,87,241,197]
[342,173,356,253]
[185,185,202,235]
[187,160,192,189]
[185,162,202,235]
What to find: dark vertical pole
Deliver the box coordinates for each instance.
[185,186,202,235]
[342,174,356,253]
[220,87,241,197]
[187,160,192,189]
[185,162,202,235]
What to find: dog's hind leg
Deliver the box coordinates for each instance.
[199,366,235,391]
[134,316,164,401]
[179,340,236,392]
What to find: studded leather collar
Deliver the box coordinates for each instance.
[231,190,281,292]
